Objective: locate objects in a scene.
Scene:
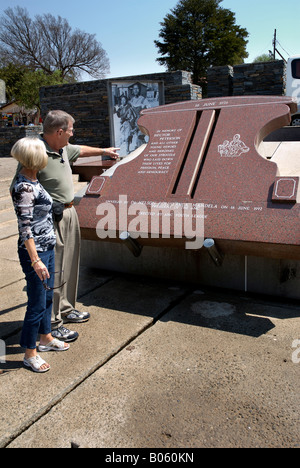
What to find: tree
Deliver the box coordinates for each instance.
[154,0,248,88]
[0,64,66,110]
[0,7,110,81]
[19,70,66,110]
[253,54,274,63]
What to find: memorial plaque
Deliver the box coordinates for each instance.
[76,96,300,259]
[272,177,299,203]
[86,176,107,196]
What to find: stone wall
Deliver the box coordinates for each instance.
[207,65,234,98]
[0,125,42,157]
[0,63,286,156]
[207,60,285,98]
[39,71,202,148]
[39,62,285,147]
[233,61,285,96]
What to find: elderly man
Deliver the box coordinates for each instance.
[12,110,119,342]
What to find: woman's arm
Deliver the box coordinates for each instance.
[24,238,50,281]
[12,182,49,282]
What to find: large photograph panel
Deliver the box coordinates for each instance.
[108,80,164,157]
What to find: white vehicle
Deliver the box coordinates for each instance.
[286,55,300,126]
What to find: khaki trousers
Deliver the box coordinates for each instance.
[51,206,81,327]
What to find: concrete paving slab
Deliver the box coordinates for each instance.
[1,150,300,450]
[0,180,12,197]
[0,235,23,291]
[7,291,299,449]
[0,209,16,224]
[271,142,300,176]
[0,241,110,294]
[0,196,14,212]
[0,267,114,340]
[0,235,19,262]
[0,158,17,182]
[0,258,23,289]
[77,267,114,300]
[0,280,27,339]
[0,276,188,448]
[0,220,18,241]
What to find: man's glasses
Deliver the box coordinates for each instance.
[42,271,66,291]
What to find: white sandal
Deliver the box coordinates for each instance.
[24,355,50,373]
[38,338,70,352]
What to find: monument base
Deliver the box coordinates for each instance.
[80,239,300,300]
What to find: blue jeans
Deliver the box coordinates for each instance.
[18,247,55,350]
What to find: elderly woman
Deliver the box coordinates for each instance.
[11,137,69,373]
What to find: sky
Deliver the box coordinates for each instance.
[0,0,299,81]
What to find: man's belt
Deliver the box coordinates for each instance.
[64,201,74,209]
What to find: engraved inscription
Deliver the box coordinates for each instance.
[138,128,183,175]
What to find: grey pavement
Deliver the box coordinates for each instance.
[0,156,300,449]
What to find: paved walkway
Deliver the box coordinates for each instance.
[0,157,299,448]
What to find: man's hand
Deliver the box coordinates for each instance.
[79,145,120,159]
[102,147,120,160]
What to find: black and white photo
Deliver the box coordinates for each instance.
[108,80,164,157]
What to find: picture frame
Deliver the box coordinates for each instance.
[108,80,164,157]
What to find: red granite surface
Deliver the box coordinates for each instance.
[76,96,300,259]
[72,157,117,181]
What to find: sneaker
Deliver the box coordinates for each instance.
[64,310,90,323]
[51,325,79,342]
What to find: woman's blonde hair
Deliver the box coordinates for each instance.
[11,137,48,171]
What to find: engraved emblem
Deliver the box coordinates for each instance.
[218,134,250,158]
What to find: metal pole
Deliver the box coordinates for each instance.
[273,29,277,59]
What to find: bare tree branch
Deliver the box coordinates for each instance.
[0,7,110,80]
